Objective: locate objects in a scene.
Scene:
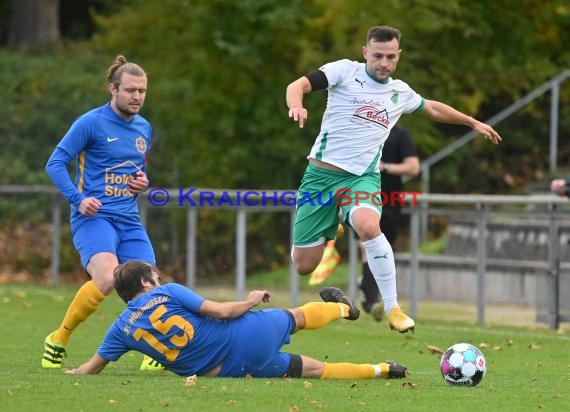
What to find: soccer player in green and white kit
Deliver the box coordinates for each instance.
[286,25,501,333]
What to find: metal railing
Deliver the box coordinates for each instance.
[401,193,570,330]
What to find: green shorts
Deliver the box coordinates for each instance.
[293,164,383,246]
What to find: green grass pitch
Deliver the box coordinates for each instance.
[0,283,568,412]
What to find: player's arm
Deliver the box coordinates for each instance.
[381,156,419,177]
[286,76,311,128]
[45,148,87,209]
[421,99,501,145]
[198,290,270,319]
[286,70,328,128]
[65,354,109,375]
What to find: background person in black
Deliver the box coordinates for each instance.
[359,125,420,318]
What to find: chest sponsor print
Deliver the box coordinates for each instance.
[351,105,390,128]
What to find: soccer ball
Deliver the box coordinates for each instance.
[440,343,486,386]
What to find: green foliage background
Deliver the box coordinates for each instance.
[1,0,569,280]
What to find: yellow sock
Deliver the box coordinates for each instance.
[52,280,105,346]
[321,362,376,379]
[299,302,348,329]
[324,239,336,253]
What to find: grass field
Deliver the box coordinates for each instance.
[1,280,569,412]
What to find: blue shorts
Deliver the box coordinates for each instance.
[72,216,155,268]
[219,309,296,378]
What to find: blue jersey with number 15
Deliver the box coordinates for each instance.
[97,283,235,377]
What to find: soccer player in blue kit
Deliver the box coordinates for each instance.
[42,55,160,370]
[65,260,408,380]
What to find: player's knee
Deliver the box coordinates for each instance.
[295,262,316,276]
[283,354,303,378]
[90,272,115,295]
[359,221,382,241]
[96,278,115,295]
[292,250,319,275]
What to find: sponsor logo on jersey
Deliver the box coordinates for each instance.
[351,105,390,128]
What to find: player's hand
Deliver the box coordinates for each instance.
[474,122,501,145]
[247,290,271,306]
[551,179,567,196]
[128,170,149,194]
[289,107,308,128]
[79,197,102,216]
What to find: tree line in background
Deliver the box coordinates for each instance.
[1,0,569,281]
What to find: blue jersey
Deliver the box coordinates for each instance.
[45,103,152,225]
[97,284,294,377]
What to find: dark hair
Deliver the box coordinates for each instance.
[114,260,158,303]
[367,26,401,44]
[106,54,147,88]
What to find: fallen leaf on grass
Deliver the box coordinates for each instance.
[427,345,444,355]
[289,405,299,412]
[529,343,542,350]
[479,342,490,348]
[109,399,117,404]
[121,380,131,385]
[185,375,198,387]
[505,339,514,346]
[303,381,312,388]
[401,382,417,389]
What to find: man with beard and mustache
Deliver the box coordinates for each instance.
[286,25,502,334]
[43,55,161,371]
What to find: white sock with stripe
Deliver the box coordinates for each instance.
[361,234,399,312]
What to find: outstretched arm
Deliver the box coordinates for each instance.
[65,354,109,375]
[199,290,271,319]
[421,100,502,145]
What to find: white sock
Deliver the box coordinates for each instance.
[361,234,399,312]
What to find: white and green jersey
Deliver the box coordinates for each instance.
[309,59,424,176]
